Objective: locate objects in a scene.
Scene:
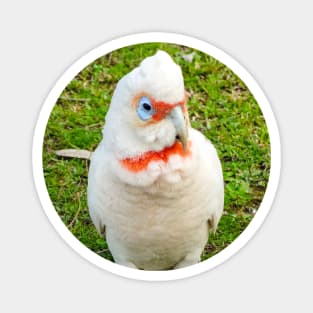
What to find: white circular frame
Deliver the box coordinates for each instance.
[32,32,281,281]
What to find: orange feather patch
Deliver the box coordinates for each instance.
[132,92,187,123]
[151,98,186,121]
[120,141,192,173]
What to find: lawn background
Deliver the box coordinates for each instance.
[43,43,270,263]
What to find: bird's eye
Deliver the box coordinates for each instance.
[137,96,155,121]
[143,102,152,111]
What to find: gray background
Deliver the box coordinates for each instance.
[1,1,312,312]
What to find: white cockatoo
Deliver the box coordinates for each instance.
[87,50,224,270]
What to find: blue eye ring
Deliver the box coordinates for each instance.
[137,96,155,121]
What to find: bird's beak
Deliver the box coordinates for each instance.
[168,106,188,152]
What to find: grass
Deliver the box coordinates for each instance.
[43,43,270,263]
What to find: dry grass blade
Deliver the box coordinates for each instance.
[68,192,83,229]
[56,149,92,160]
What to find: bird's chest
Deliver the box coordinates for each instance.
[105,151,205,234]
[105,181,207,269]
[106,172,207,244]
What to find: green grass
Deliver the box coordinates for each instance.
[43,43,270,263]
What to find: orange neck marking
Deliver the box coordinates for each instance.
[120,141,192,173]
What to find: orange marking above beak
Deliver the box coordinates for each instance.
[151,97,186,122]
[133,92,187,123]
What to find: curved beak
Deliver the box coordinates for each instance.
[168,106,188,152]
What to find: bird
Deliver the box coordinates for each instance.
[87,50,224,270]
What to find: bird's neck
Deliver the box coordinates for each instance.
[119,141,192,173]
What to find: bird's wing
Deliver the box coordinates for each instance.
[191,128,224,233]
[87,143,109,237]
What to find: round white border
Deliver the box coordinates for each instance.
[32,32,281,281]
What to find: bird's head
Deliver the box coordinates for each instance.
[103,50,190,162]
